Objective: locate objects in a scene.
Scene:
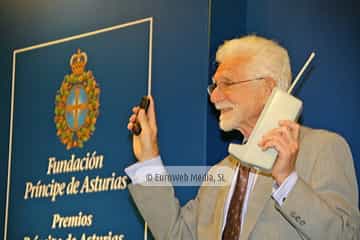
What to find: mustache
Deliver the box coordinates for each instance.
[214,101,235,110]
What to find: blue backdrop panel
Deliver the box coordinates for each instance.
[0,0,211,239]
[246,0,360,203]
[8,21,149,239]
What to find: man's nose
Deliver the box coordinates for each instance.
[210,86,225,104]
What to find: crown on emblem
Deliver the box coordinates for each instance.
[70,49,88,75]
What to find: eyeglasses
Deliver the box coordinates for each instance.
[207,77,265,95]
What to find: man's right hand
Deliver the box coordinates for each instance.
[127,95,159,162]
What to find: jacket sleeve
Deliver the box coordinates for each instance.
[128,183,199,240]
[275,133,360,239]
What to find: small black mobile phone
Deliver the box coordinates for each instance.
[132,96,150,135]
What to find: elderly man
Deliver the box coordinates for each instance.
[125,35,359,239]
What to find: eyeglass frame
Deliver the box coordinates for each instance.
[207,77,266,95]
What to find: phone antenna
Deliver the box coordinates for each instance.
[288,52,316,94]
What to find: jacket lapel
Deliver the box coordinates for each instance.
[209,156,273,239]
[240,171,273,240]
[214,156,239,239]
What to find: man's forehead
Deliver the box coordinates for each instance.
[214,56,252,80]
[217,55,252,69]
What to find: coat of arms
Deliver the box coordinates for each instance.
[54,49,100,149]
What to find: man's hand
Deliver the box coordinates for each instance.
[258,120,300,185]
[127,96,159,162]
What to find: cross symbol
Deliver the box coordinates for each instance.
[66,86,88,130]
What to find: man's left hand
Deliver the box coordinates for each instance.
[258,120,300,185]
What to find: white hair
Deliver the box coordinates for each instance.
[216,35,292,91]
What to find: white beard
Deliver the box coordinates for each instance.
[215,102,243,132]
[219,115,235,132]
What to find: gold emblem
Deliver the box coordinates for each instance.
[54,49,100,149]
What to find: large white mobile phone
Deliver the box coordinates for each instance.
[228,52,315,173]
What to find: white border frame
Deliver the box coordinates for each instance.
[4,17,153,240]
